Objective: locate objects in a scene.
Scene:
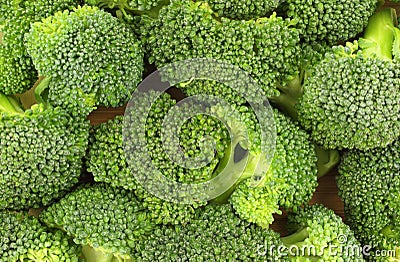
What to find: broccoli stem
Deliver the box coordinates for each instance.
[361,8,397,60]
[0,93,23,114]
[34,76,51,105]
[281,228,325,261]
[314,145,340,178]
[211,134,251,203]
[269,75,303,121]
[82,245,133,262]
[281,228,309,246]
[212,151,267,204]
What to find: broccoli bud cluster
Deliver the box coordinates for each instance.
[26,6,144,116]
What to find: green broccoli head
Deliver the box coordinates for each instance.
[204,0,279,20]
[298,42,400,150]
[143,0,301,97]
[87,90,231,225]
[0,211,82,261]
[269,41,333,121]
[40,183,155,262]
[85,0,166,12]
[282,204,365,261]
[337,138,400,261]
[282,0,378,43]
[25,5,144,116]
[0,0,80,95]
[88,88,279,225]
[275,8,400,150]
[0,82,90,210]
[229,109,318,228]
[135,204,289,261]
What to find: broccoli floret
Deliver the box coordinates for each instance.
[88,88,281,225]
[141,0,300,97]
[135,204,289,261]
[25,5,144,116]
[272,8,400,150]
[337,139,400,261]
[204,0,279,20]
[0,0,80,95]
[85,0,167,13]
[0,211,82,261]
[87,90,231,225]
[279,0,379,43]
[227,109,318,228]
[40,183,155,262]
[270,41,332,120]
[281,204,365,261]
[0,78,90,210]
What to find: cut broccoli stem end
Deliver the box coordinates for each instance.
[314,145,340,178]
[361,8,398,60]
[82,245,133,262]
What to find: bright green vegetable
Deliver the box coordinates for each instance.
[0,0,80,94]
[0,78,90,210]
[279,0,379,43]
[135,204,289,261]
[40,183,155,262]
[226,109,318,228]
[87,90,231,225]
[204,0,279,20]
[282,204,365,261]
[338,138,400,261]
[25,5,144,116]
[0,211,82,261]
[272,8,400,150]
[141,0,301,97]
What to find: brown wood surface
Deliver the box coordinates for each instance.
[87,1,399,235]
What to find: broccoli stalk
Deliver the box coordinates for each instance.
[210,107,272,204]
[314,145,340,178]
[361,8,398,60]
[0,93,24,114]
[281,228,309,246]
